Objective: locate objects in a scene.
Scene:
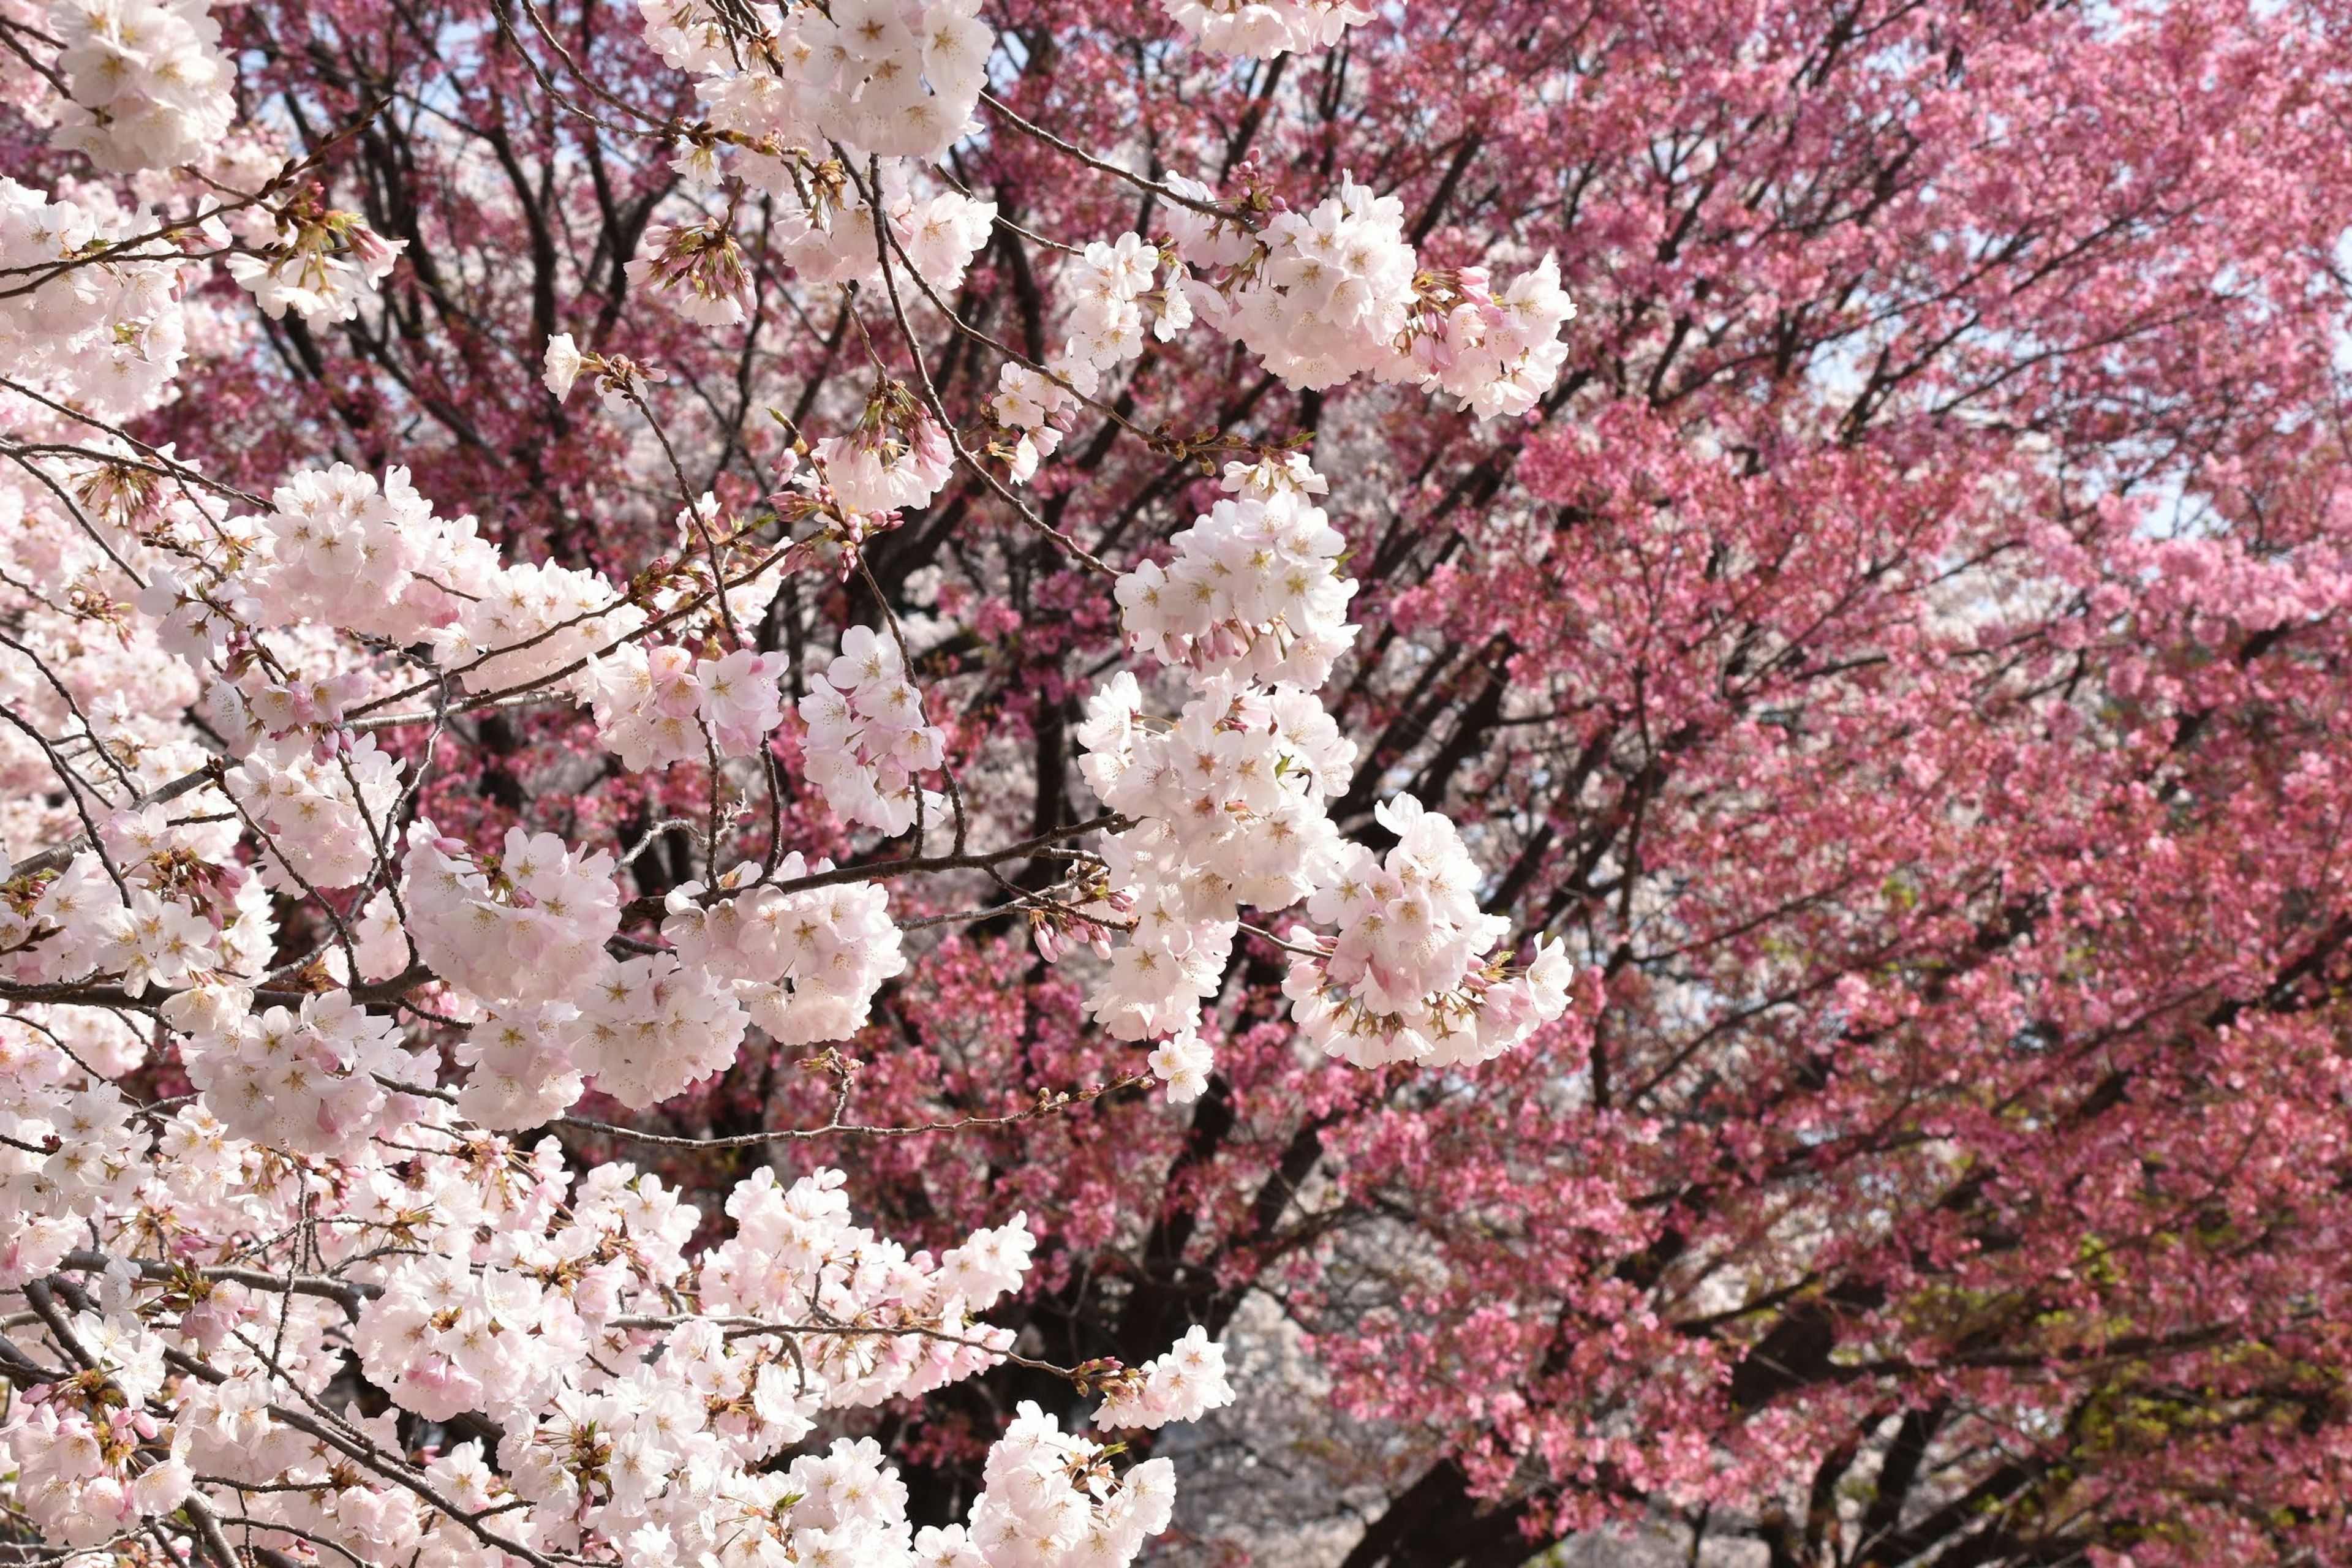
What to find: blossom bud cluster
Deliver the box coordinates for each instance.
[800,625,951,835]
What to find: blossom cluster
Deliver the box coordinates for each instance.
[392,829,767,1113]
[644,0,993,162]
[224,733,405,891]
[0,176,190,417]
[897,189,999,291]
[1284,795,1575,1068]
[1170,172,1580,413]
[1093,1325,1235,1431]
[1115,454,1359,689]
[0,1030,148,1283]
[663,857,908,1046]
[430,556,650,695]
[1071,668,1352,1095]
[984,179,1573,480]
[631,0,997,312]
[628,217,758,326]
[5,797,273,998]
[957,1404,1179,1568]
[987,235,1186,480]
[817,400,956,519]
[1161,0,1376,59]
[402,823,625,1006]
[238,464,501,646]
[452,999,586,1129]
[225,208,408,325]
[4,1303,190,1545]
[767,172,995,295]
[571,641,779,768]
[172,986,438,1157]
[800,625,951,834]
[1060,454,1570,1095]
[49,0,235,171]
[569,950,749,1108]
[576,642,711,770]
[0,1077,1208,1568]
[0,4,1605,1559]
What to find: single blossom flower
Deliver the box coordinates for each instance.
[543,332,584,399]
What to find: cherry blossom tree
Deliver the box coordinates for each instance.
[2,0,2351,1565]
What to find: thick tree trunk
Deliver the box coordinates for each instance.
[1337,1460,1540,1568]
